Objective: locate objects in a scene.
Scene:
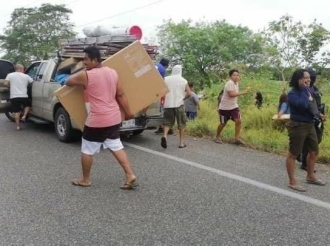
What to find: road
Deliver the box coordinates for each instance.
[0,114,330,245]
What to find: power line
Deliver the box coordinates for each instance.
[76,0,164,28]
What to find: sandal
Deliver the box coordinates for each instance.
[179,144,187,148]
[214,138,222,144]
[120,177,138,190]
[306,179,326,186]
[72,178,91,187]
[288,185,306,192]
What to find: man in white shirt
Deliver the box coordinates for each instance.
[161,65,191,149]
[4,64,33,130]
[215,69,249,145]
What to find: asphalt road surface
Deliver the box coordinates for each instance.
[1,114,330,245]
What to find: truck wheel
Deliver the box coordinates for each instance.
[5,111,15,122]
[55,107,74,142]
[5,109,24,122]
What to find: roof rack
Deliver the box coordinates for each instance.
[59,35,158,60]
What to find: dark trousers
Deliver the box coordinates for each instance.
[301,120,323,167]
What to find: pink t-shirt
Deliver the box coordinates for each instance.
[219,80,239,110]
[84,67,121,128]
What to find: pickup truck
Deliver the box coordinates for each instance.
[0,58,162,142]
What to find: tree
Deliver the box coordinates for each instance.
[157,19,265,88]
[297,20,330,66]
[0,4,76,65]
[263,15,330,81]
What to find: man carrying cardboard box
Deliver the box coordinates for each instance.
[65,46,137,190]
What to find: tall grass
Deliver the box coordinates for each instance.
[185,77,330,164]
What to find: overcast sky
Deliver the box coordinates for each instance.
[0,0,329,43]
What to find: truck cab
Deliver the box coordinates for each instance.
[0,58,163,142]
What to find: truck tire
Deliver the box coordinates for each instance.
[5,111,15,122]
[5,109,24,122]
[54,107,74,142]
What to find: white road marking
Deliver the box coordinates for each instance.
[124,142,330,211]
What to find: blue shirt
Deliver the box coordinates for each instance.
[288,87,317,123]
[278,102,290,114]
[156,63,166,78]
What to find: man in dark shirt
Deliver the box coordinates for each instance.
[298,67,324,172]
[286,68,326,192]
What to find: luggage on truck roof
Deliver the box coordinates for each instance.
[58,34,158,61]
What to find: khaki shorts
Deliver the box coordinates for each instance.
[287,121,319,156]
[163,105,187,129]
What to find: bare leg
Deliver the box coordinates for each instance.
[234,119,242,140]
[163,126,170,139]
[77,153,93,185]
[306,151,317,181]
[72,153,93,186]
[216,123,226,138]
[22,107,30,120]
[14,112,20,130]
[286,152,298,186]
[178,128,185,147]
[112,149,136,184]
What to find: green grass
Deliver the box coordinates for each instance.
[185,78,330,164]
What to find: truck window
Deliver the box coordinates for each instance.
[36,62,48,81]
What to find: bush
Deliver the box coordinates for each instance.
[184,76,330,164]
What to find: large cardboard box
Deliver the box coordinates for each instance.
[57,57,80,72]
[54,41,169,131]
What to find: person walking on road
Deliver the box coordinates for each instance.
[214,69,250,145]
[4,64,33,130]
[161,65,191,149]
[286,68,326,192]
[66,46,137,190]
[298,67,325,172]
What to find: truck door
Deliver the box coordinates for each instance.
[0,59,15,112]
[41,59,60,121]
[25,61,44,116]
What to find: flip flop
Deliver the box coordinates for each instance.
[72,178,91,187]
[120,182,138,190]
[306,179,326,186]
[161,137,167,149]
[214,138,222,144]
[179,144,187,148]
[288,185,306,192]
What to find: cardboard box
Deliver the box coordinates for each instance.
[57,57,80,72]
[54,41,169,131]
[71,61,85,74]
